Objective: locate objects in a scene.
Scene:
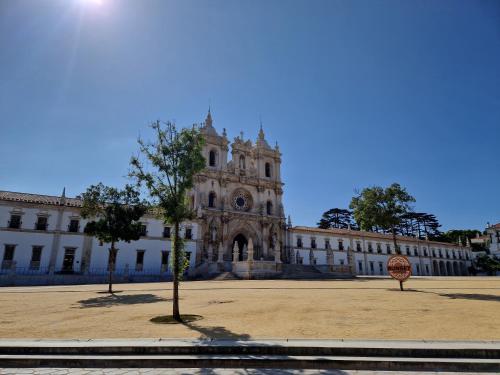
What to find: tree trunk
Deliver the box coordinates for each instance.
[392,227,405,291]
[108,242,115,294]
[392,227,400,255]
[172,221,181,321]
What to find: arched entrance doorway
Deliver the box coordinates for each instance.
[232,234,247,261]
[439,261,446,276]
[433,260,439,276]
[446,261,453,276]
[460,262,467,276]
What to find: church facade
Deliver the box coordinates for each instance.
[0,111,474,285]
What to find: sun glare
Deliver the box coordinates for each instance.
[82,0,103,6]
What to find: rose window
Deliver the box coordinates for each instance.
[231,189,252,211]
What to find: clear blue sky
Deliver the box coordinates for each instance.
[1,0,499,231]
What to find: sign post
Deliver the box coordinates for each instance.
[387,255,411,291]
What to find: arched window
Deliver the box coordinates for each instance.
[209,150,216,167]
[265,162,271,177]
[208,192,216,208]
[239,155,246,169]
[266,201,273,215]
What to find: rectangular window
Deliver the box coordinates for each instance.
[297,238,303,248]
[376,243,382,254]
[163,226,171,238]
[338,241,344,251]
[414,248,418,257]
[339,259,344,265]
[311,238,316,249]
[136,250,145,271]
[368,243,373,253]
[2,245,15,269]
[378,262,383,275]
[439,249,442,257]
[358,261,363,272]
[30,246,43,270]
[185,228,192,240]
[325,239,330,249]
[405,246,410,256]
[161,251,169,272]
[8,214,21,229]
[68,219,79,233]
[446,250,450,259]
[416,264,420,275]
[356,242,362,252]
[62,248,76,273]
[432,249,436,257]
[369,261,374,274]
[423,247,428,256]
[35,216,48,231]
[425,265,429,275]
[386,244,391,254]
[139,224,147,237]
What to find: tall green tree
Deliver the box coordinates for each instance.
[436,229,482,246]
[317,208,355,229]
[474,254,500,276]
[350,183,415,290]
[130,120,205,322]
[81,183,147,294]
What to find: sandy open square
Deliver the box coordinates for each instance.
[0,277,499,340]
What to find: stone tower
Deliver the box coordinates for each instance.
[191,110,285,272]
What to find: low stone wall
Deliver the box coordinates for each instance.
[232,260,282,279]
[0,273,173,287]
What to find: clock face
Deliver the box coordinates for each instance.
[231,189,252,211]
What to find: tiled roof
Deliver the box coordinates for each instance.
[292,226,466,248]
[0,190,83,207]
[489,223,500,229]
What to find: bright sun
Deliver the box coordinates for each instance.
[82,0,103,5]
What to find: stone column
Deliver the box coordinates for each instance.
[207,243,213,263]
[274,243,282,263]
[48,207,65,275]
[327,249,333,270]
[247,238,254,262]
[232,242,239,263]
[217,242,224,263]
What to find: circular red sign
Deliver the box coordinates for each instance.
[387,255,411,282]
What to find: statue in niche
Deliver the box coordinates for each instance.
[210,223,217,243]
[270,230,278,250]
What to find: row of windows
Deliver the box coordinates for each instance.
[208,150,274,178]
[296,238,344,250]
[2,244,48,271]
[1,244,191,273]
[5,214,193,240]
[6,214,81,232]
[295,237,470,260]
[358,261,429,276]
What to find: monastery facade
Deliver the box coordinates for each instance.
[0,112,474,284]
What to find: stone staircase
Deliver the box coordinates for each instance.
[210,272,241,281]
[281,264,352,279]
[0,339,499,371]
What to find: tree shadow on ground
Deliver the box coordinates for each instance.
[188,370,350,375]
[437,293,500,302]
[182,319,252,341]
[405,289,500,302]
[75,293,169,308]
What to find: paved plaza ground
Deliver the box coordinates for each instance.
[0,277,498,340]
